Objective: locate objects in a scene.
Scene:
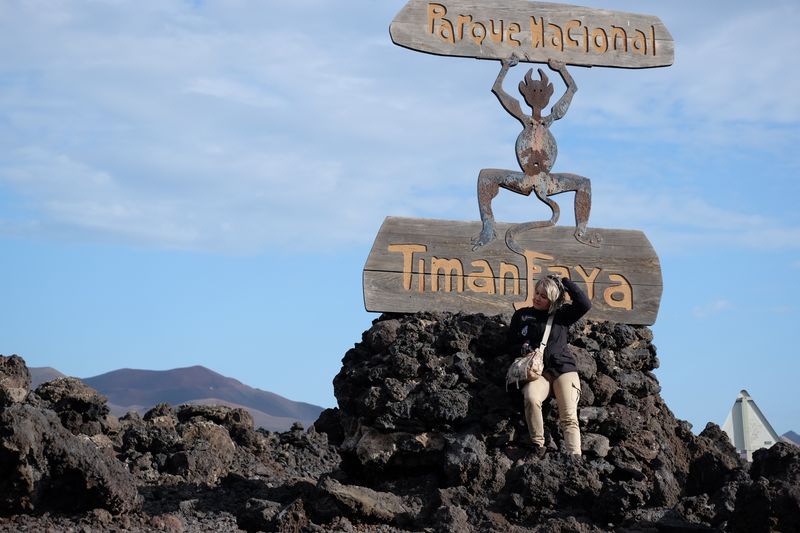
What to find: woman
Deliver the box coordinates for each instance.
[508,275,591,456]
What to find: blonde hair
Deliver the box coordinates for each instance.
[535,276,565,314]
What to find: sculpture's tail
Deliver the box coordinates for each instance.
[504,220,554,256]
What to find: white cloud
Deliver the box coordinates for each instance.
[185,78,284,109]
[589,185,800,253]
[567,1,800,153]
[0,1,798,256]
[692,299,733,319]
[0,0,506,252]
[483,179,800,254]
[0,144,399,252]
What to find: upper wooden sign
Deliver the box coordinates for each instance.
[363,217,663,325]
[390,0,674,68]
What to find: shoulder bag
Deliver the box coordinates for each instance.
[505,313,554,390]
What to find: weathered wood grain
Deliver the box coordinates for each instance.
[390,0,674,68]
[363,216,663,325]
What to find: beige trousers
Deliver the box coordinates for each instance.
[521,371,582,455]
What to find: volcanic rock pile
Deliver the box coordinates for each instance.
[1,312,799,532]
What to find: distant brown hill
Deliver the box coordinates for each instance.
[30,367,66,388]
[29,365,323,432]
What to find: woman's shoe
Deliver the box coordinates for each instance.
[525,445,547,460]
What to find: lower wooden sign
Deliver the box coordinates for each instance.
[363,216,662,325]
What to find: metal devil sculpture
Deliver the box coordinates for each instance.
[474,54,599,252]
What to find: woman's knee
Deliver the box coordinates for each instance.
[559,412,579,430]
[524,397,543,415]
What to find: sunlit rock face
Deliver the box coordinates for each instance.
[0,355,31,406]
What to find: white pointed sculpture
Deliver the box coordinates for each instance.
[722,389,780,461]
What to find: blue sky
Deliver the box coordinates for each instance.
[1,1,798,435]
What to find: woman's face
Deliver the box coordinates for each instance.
[532,285,551,311]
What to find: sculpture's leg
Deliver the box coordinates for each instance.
[505,176,559,254]
[473,169,530,250]
[545,173,601,247]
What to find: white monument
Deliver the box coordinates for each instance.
[722,389,780,461]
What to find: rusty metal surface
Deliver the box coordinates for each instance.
[473,55,600,252]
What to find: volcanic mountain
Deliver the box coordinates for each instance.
[31,365,322,432]
[783,430,800,446]
[29,367,66,388]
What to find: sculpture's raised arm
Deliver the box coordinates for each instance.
[544,59,577,126]
[491,55,527,126]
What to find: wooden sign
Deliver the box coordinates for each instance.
[390,0,674,68]
[363,217,662,325]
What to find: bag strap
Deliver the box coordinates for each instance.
[538,313,555,350]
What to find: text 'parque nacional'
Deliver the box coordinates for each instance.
[427,3,657,57]
[390,0,674,68]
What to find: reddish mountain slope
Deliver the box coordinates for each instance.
[30,367,66,388]
[30,365,323,432]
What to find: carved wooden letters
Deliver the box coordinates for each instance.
[391,0,674,68]
[364,217,663,325]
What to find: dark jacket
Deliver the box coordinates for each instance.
[507,278,591,378]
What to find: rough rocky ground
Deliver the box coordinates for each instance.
[1,312,798,532]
